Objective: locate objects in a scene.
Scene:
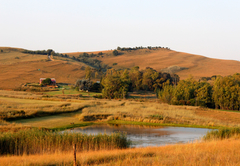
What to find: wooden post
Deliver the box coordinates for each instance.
[73,144,77,166]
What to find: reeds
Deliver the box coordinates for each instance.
[0,128,130,155]
[203,127,240,140]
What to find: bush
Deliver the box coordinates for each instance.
[41,78,52,86]
[93,94,103,99]
[113,50,118,56]
[91,83,101,92]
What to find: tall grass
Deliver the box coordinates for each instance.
[0,129,130,155]
[2,138,240,166]
[203,127,240,140]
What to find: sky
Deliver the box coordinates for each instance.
[0,0,240,61]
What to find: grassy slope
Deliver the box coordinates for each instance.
[97,49,240,80]
[60,48,240,80]
[0,47,87,89]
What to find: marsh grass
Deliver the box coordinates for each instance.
[0,128,130,155]
[203,127,240,140]
[80,101,229,127]
[1,138,240,166]
[0,96,89,120]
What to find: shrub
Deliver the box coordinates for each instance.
[41,78,52,86]
[113,50,118,56]
[93,94,103,99]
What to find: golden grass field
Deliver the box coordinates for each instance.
[1,89,240,131]
[1,47,240,89]
[1,90,240,165]
[1,138,240,166]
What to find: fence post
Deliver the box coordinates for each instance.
[73,144,77,166]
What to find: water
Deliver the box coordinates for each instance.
[68,124,211,147]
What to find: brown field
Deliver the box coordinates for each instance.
[1,138,240,166]
[1,47,240,89]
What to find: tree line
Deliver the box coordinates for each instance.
[101,67,178,99]
[22,49,70,58]
[157,73,240,110]
[23,49,109,71]
[116,46,171,51]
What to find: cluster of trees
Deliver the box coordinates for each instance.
[200,75,217,81]
[23,49,70,58]
[157,74,240,110]
[101,67,178,99]
[116,46,171,51]
[75,66,101,92]
[78,52,103,58]
[23,49,54,55]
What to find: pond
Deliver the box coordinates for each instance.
[68,124,211,147]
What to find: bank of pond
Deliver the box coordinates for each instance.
[0,125,239,156]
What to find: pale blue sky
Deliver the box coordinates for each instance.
[1,0,240,61]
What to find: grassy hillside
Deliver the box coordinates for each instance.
[0,47,87,89]
[66,47,240,79]
[1,47,240,89]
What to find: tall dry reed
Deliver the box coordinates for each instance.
[0,128,130,155]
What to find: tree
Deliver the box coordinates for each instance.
[75,79,92,91]
[47,49,53,55]
[195,82,213,107]
[157,81,174,103]
[41,78,52,86]
[213,75,240,110]
[95,72,99,79]
[51,51,55,56]
[129,66,142,91]
[113,50,118,56]
[101,69,130,99]
[85,66,92,80]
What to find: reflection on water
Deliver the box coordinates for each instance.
[68,124,211,147]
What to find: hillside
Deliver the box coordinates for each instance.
[96,49,240,80]
[0,47,240,89]
[0,47,87,89]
